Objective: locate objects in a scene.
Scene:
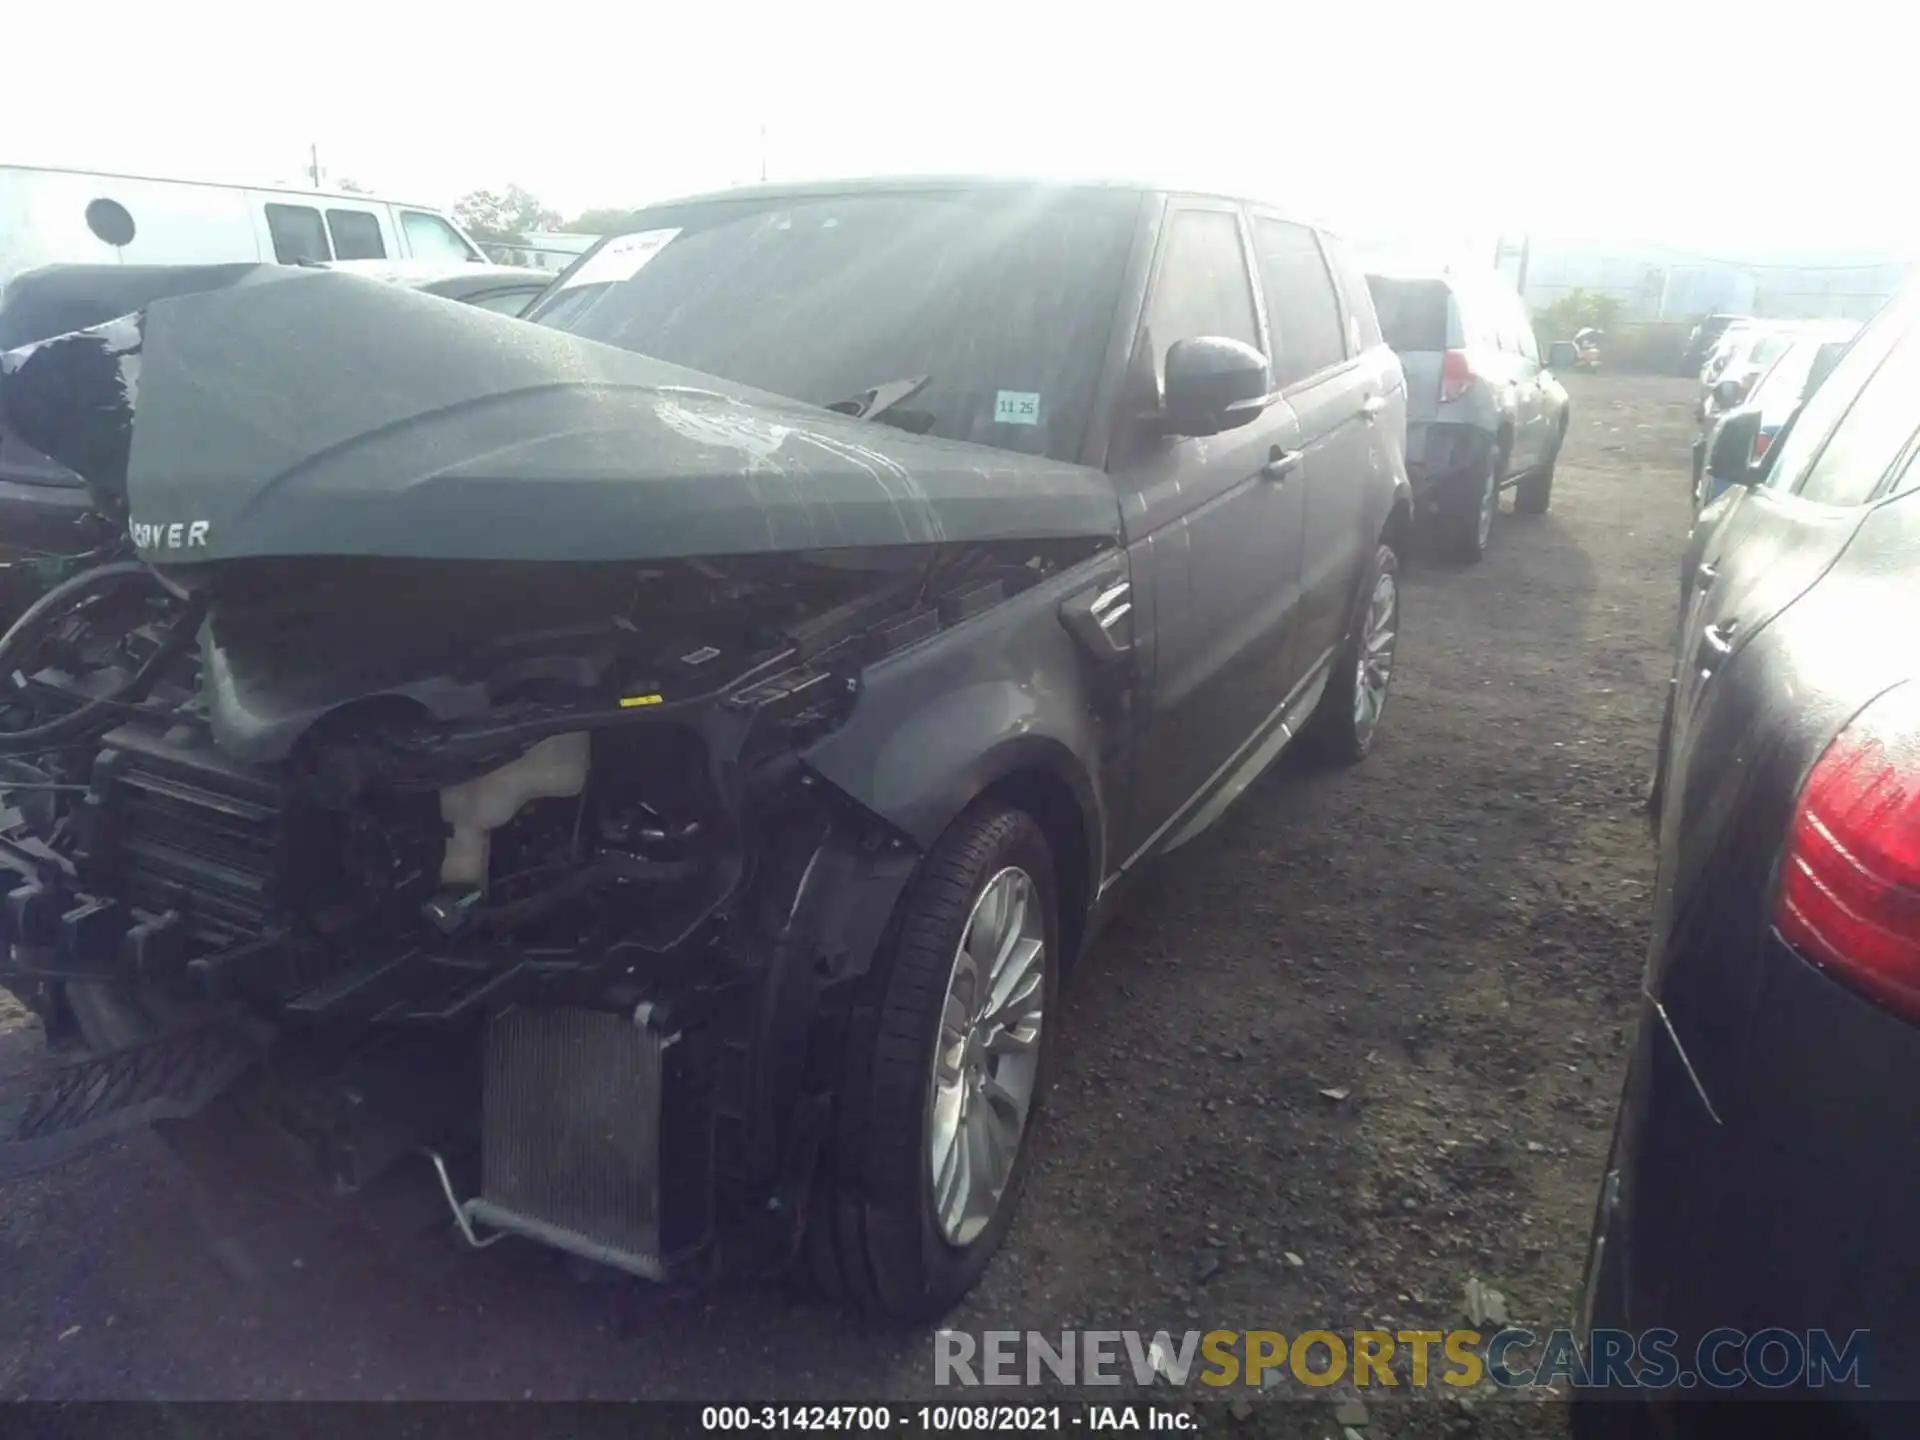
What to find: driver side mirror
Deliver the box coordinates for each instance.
[1712,377,1747,410]
[1546,340,1579,370]
[1162,336,1271,437]
[1709,408,1764,486]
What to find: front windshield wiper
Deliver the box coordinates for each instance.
[824,374,933,429]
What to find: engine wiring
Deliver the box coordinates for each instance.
[0,560,203,756]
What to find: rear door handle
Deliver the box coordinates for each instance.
[1698,618,1738,680]
[1695,561,1717,593]
[1263,447,1304,481]
[1359,397,1385,422]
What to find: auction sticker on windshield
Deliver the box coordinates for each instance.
[995,390,1042,426]
[558,228,681,291]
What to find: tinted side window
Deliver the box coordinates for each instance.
[327,208,386,260]
[1791,317,1920,506]
[1251,218,1345,387]
[1320,234,1382,355]
[265,203,329,263]
[1763,305,1915,503]
[1145,209,1259,387]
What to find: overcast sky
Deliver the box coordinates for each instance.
[11,0,1910,260]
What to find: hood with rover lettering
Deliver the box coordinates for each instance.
[0,268,1122,566]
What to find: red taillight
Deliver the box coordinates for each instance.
[1439,350,1474,404]
[1751,429,1774,466]
[1775,682,1920,1019]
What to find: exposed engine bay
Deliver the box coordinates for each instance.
[0,267,1125,1282]
[0,541,1098,1273]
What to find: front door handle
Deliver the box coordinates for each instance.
[1695,561,1717,593]
[1263,447,1304,481]
[1359,396,1385,422]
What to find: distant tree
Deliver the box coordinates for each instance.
[562,207,642,235]
[336,178,371,194]
[452,185,563,243]
[1531,288,1625,343]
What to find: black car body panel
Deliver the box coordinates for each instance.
[0,179,1408,1300]
[1583,286,1920,1428]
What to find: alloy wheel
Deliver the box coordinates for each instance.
[927,866,1047,1246]
[1353,570,1398,737]
[1476,461,1499,550]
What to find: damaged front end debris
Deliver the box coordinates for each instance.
[0,270,1124,1290]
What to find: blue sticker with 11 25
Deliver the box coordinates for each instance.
[994,391,1042,425]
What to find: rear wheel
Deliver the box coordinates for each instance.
[1515,419,1565,516]
[1304,543,1400,765]
[807,801,1058,1319]
[1440,441,1502,562]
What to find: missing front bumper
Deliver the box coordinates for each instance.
[431,1005,715,1280]
[0,1011,269,1181]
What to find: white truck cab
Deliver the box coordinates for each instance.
[0,165,486,285]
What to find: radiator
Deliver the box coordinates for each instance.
[470,1006,700,1280]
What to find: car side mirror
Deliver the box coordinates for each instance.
[1709,409,1763,485]
[1162,336,1271,437]
[1547,341,1579,370]
[1712,377,1747,410]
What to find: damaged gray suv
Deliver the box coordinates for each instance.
[0,178,1409,1318]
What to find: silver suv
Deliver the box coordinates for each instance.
[1364,269,1571,561]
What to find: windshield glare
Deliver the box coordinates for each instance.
[526,190,1138,464]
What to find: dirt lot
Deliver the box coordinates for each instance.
[0,374,1698,1429]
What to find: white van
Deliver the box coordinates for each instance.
[0,165,486,285]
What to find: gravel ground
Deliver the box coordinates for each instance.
[0,374,1698,1431]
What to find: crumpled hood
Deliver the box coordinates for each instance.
[0,268,1122,564]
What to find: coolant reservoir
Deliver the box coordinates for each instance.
[439,732,590,888]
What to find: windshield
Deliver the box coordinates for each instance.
[1365,276,1450,352]
[525,188,1138,464]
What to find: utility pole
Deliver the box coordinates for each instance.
[1492,232,1506,270]
[308,143,322,189]
[758,123,768,183]
[1516,234,1533,298]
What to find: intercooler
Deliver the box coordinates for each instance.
[465,1006,714,1280]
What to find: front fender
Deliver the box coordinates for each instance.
[802,557,1117,889]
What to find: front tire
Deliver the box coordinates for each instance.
[807,801,1059,1319]
[1304,543,1400,766]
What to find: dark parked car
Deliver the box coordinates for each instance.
[1364,268,1569,562]
[1579,284,1920,1432]
[0,180,1411,1318]
[1690,332,1851,509]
